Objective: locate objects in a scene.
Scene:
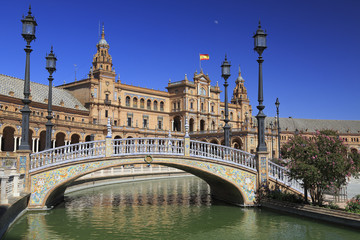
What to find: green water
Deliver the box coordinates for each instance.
[4,176,360,240]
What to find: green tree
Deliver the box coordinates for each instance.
[281,130,360,206]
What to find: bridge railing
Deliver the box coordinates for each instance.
[189,140,257,170]
[30,140,106,172]
[268,161,303,193]
[112,138,184,156]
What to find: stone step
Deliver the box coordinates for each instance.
[264,199,360,221]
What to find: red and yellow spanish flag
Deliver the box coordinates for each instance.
[200,54,209,60]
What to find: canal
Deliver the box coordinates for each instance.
[4,176,360,239]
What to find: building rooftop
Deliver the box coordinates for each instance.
[263,117,360,134]
[0,74,88,111]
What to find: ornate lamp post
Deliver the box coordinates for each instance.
[19,6,37,151]
[221,55,231,147]
[253,21,267,152]
[275,98,281,158]
[45,47,57,150]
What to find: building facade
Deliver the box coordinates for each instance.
[1,28,359,162]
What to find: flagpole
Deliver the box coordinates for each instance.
[199,53,201,72]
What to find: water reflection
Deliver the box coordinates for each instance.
[4,176,360,240]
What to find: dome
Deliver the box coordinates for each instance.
[97,25,109,47]
[98,38,108,46]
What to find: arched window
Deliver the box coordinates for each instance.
[201,103,204,112]
[173,102,176,110]
[221,111,224,119]
[230,112,233,120]
[126,96,130,106]
[147,99,151,110]
[200,119,205,131]
[140,98,145,108]
[189,118,195,132]
[160,101,164,111]
[177,101,180,110]
[1,126,15,151]
[153,100,158,110]
[133,97,138,108]
[174,116,181,132]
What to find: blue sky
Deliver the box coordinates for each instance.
[1,0,359,120]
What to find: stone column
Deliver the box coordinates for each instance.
[32,138,35,152]
[36,138,39,152]
[13,137,18,152]
[0,169,9,204]
[0,135,2,152]
[53,140,56,148]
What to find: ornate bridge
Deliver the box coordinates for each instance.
[24,136,302,209]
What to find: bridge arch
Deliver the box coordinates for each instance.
[28,137,303,209]
[30,155,257,209]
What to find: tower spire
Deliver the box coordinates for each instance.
[101,23,105,39]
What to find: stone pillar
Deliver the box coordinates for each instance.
[10,166,20,197]
[184,118,190,157]
[0,169,9,204]
[0,135,2,152]
[16,150,31,191]
[105,118,113,157]
[105,138,112,157]
[53,140,56,148]
[256,150,269,189]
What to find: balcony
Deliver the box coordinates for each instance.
[104,100,111,105]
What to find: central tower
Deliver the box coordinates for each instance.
[92,25,113,74]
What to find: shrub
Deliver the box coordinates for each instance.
[268,189,305,204]
[345,195,360,214]
[325,202,340,210]
[281,130,360,206]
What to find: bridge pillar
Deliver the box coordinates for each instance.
[256,150,269,189]
[184,137,190,156]
[105,138,112,157]
[184,117,190,156]
[16,149,31,192]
